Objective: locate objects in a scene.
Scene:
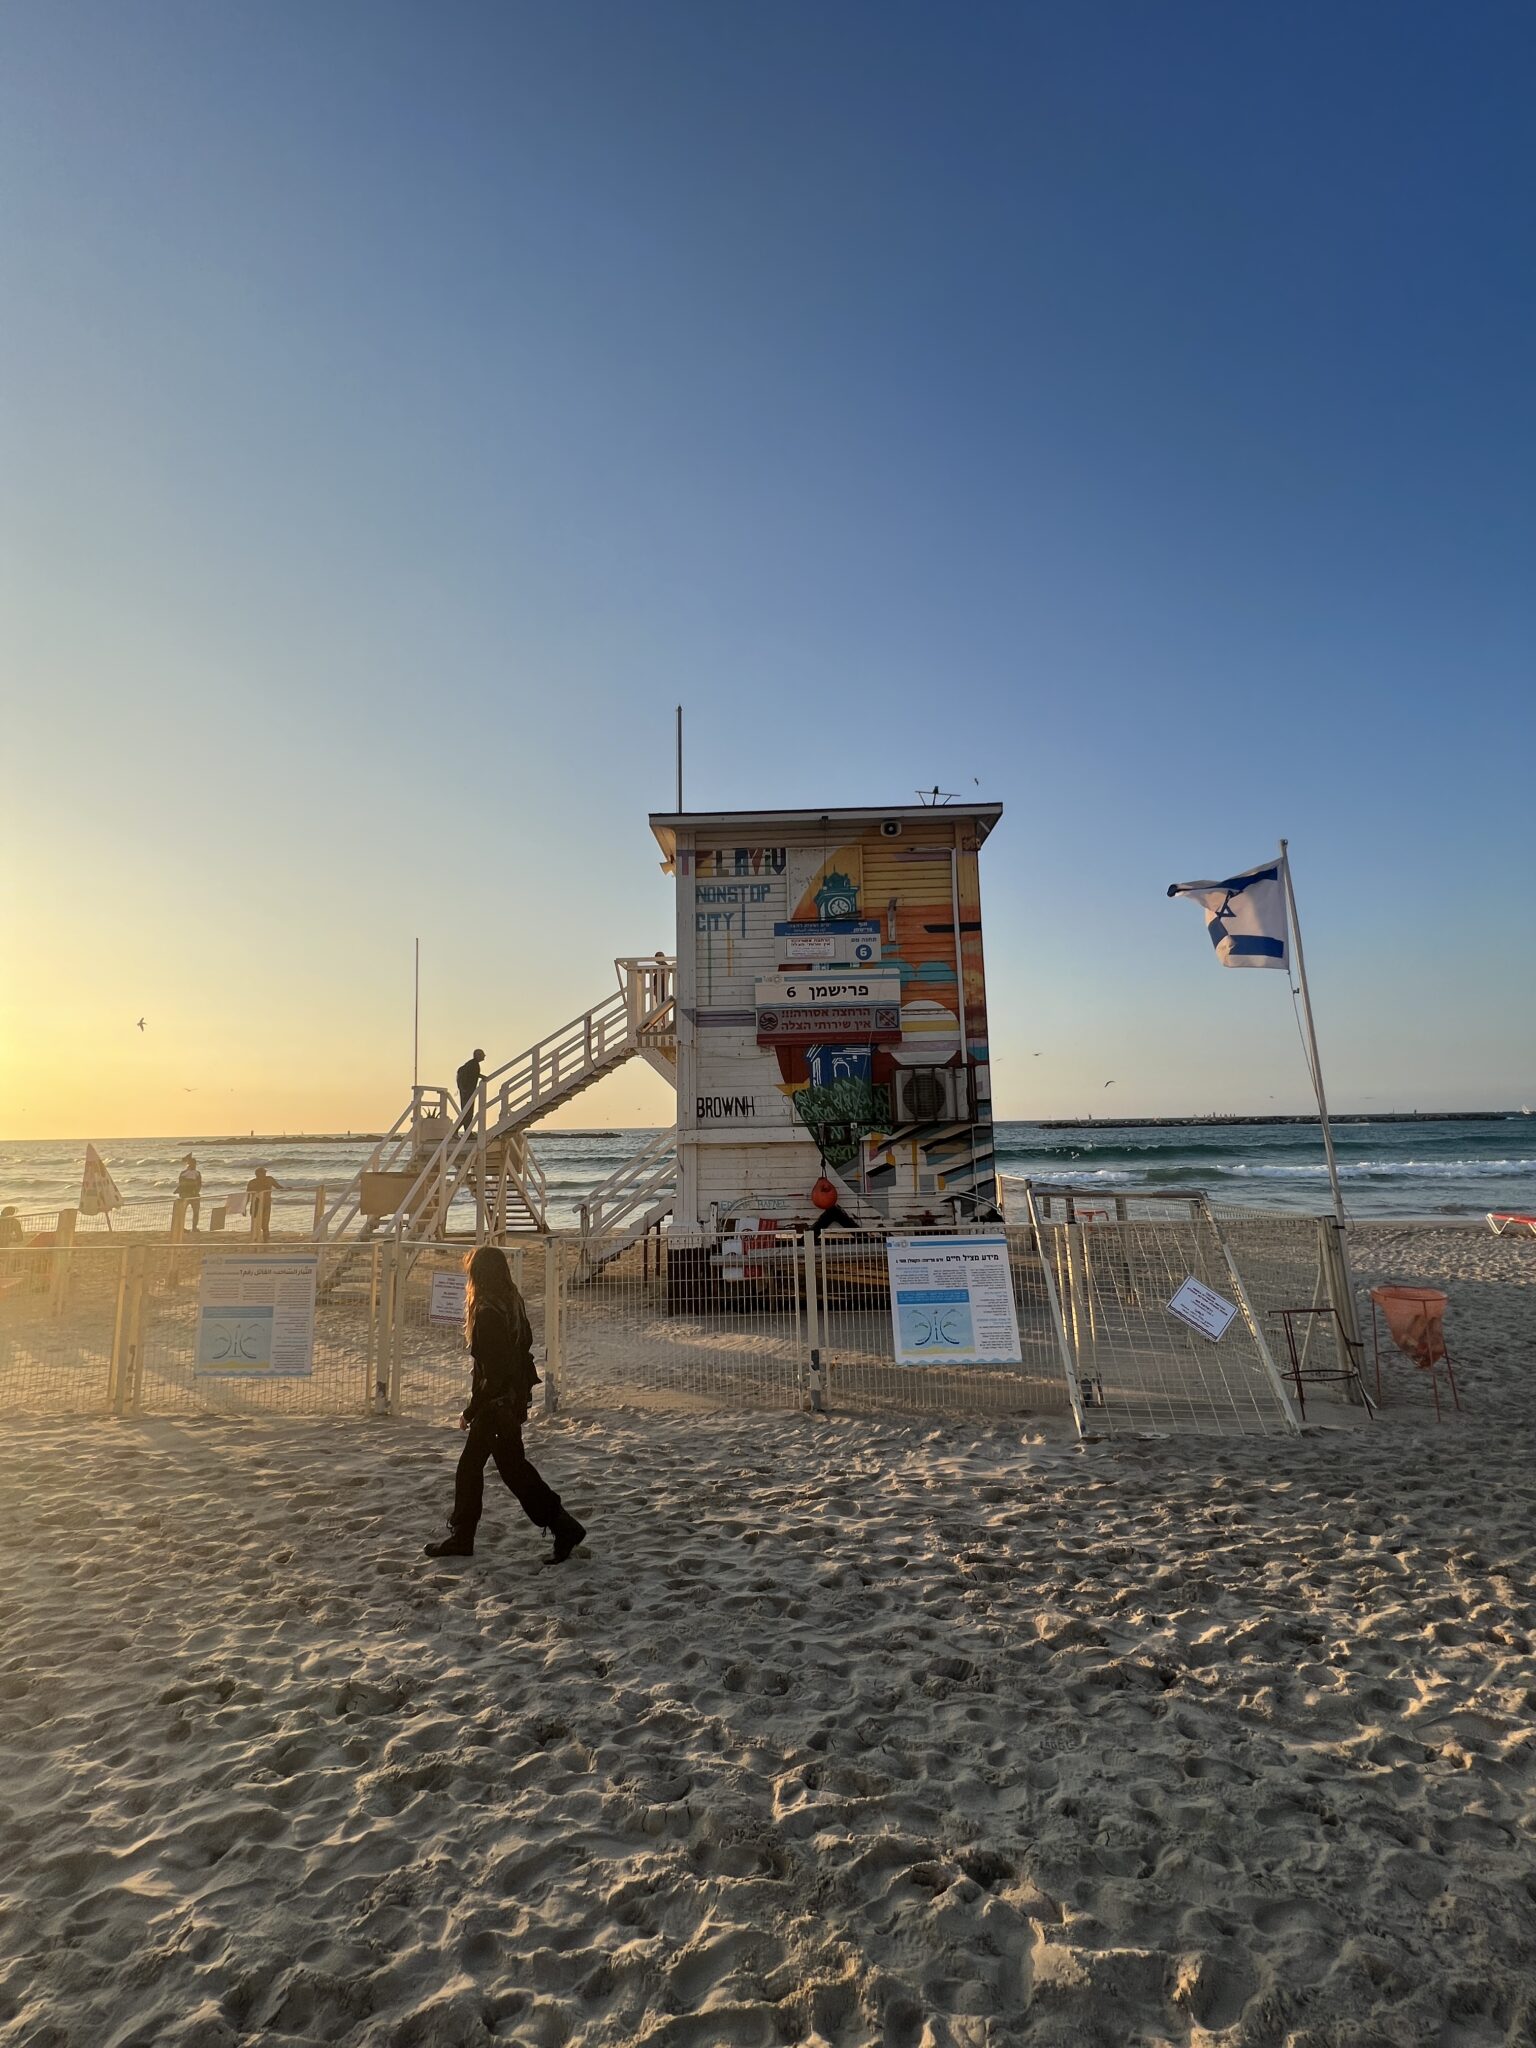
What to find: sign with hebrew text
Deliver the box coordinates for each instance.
[886,1236,1023,1367]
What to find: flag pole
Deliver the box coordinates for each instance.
[1279,839,1367,1392]
[1278,839,1345,1228]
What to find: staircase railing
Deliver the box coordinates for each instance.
[579,1129,677,1241]
[483,959,675,1131]
[317,957,676,1244]
[487,989,630,1130]
[481,1131,548,1235]
[315,1096,422,1241]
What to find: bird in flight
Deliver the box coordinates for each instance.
[1103,1079,1116,1088]
[136,1018,146,1032]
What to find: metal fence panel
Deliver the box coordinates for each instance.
[126,1241,378,1417]
[1208,1207,1329,1334]
[1032,1205,1297,1437]
[807,1228,1071,1419]
[557,1229,806,1413]
[0,1245,123,1414]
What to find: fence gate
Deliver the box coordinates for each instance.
[1023,1186,1302,1438]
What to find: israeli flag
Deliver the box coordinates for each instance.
[1167,860,1289,969]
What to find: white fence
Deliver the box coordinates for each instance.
[1,1206,1348,1438]
[0,1241,384,1419]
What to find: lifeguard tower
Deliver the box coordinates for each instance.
[651,800,1004,1234]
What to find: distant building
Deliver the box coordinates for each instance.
[650,802,1004,1231]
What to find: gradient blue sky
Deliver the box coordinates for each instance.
[3,1,1533,1136]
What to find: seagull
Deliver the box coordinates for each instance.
[136,1018,146,1032]
[1103,1079,1116,1088]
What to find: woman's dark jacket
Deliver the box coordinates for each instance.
[464,1299,540,1425]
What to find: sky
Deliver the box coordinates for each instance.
[3,0,1533,1139]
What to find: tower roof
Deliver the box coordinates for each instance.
[649,802,1003,862]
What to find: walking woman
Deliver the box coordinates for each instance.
[424,1247,586,1565]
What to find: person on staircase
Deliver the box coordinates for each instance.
[455,1047,486,1134]
[424,1246,586,1566]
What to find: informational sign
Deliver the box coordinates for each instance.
[1166,1276,1240,1343]
[886,1236,1023,1367]
[758,1004,902,1045]
[196,1254,317,1377]
[79,1144,122,1218]
[429,1270,468,1326]
[760,975,900,1006]
[756,974,903,1046]
[775,920,882,965]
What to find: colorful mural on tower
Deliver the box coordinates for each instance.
[762,834,996,1217]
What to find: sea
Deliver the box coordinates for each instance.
[3,1119,1532,1228]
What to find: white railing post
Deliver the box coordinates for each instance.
[50,1210,77,1318]
[475,1080,488,1241]
[388,1238,408,1416]
[108,1247,132,1416]
[802,1230,824,1412]
[1022,1190,1088,1437]
[543,1237,562,1414]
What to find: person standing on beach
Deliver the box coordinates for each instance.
[424,1246,586,1566]
[246,1166,282,1242]
[175,1154,203,1231]
[0,1207,23,1249]
[456,1048,486,1134]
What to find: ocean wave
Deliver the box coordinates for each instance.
[1219,1157,1536,1180]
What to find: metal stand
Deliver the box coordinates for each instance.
[1370,1300,1462,1422]
[1269,1306,1374,1422]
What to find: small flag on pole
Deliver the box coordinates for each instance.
[1166,860,1289,969]
[80,1144,123,1218]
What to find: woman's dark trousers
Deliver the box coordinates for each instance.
[452,1409,560,1538]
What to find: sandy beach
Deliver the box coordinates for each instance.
[2,1222,1532,2048]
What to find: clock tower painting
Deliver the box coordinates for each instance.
[814,870,860,922]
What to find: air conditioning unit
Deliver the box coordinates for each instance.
[879,818,904,838]
[889,1064,975,1126]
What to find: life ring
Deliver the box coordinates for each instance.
[811,1177,839,1211]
